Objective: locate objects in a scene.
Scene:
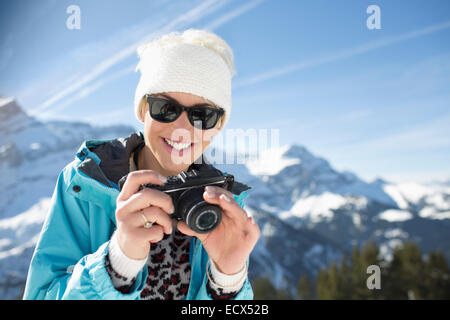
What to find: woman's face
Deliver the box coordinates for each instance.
[142,91,222,176]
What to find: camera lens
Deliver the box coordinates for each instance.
[197,209,217,229]
[177,189,222,234]
[189,203,222,233]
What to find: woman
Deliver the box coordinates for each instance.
[23,29,260,300]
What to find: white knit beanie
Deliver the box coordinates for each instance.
[134,29,236,129]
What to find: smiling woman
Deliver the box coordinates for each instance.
[138,92,225,176]
[23,28,260,301]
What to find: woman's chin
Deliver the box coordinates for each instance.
[152,138,204,175]
[157,153,193,175]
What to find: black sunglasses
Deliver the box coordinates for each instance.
[145,95,224,130]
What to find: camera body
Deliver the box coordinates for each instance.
[119,168,234,234]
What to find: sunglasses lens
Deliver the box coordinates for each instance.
[190,108,220,129]
[150,100,180,122]
[148,96,222,129]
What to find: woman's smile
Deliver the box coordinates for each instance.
[161,136,194,156]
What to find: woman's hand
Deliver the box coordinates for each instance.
[177,185,260,275]
[115,170,175,260]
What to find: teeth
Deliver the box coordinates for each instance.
[164,138,191,150]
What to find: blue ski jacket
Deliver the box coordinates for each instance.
[23,132,253,300]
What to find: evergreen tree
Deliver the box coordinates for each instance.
[424,251,450,299]
[297,274,313,300]
[255,241,450,300]
[275,286,294,300]
[338,254,352,299]
[252,277,277,300]
[385,242,425,299]
[252,277,294,300]
[311,241,450,300]
[316,268,331,299]
[349,245,367,299]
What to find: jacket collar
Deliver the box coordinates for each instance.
[76,131,145,187]
[64,131,146,225]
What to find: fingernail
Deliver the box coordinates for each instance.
[250,217,256,224]
[205,186,216,193]
[205,190,216,198]
[220,194,231,202]
[158,174,167,183]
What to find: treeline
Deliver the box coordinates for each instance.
[252,241,450,300]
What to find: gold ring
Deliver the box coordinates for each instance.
[141,211,153,229]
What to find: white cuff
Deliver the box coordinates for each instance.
[108,231,148,280]
[207,259,247,293]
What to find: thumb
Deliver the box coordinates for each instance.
[176,221,207,241]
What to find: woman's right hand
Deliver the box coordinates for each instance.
[114,170,175,260]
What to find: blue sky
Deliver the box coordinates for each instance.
[1,0,450,183]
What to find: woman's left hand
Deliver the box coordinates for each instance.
[177,185,260,275]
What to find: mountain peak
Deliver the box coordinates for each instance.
[245,143,333,176]
[246,144,301,176]
[283,144,310,157]
[0,97,28,123]
[371,176,390,186]
[284,144,331,169]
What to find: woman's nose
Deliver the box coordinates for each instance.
[168,110,199,142]
[172,110,192,129]
[170,110,205,143]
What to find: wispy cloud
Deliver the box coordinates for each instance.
[79,106,133,125]
[30,0,265,117]
[39,64,136,119]
[30,0,229,115]
[233,20,450,88]
[328,111,450,155]
[204,0,265,31]
[0,33,14,72]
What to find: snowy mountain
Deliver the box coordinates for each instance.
[215,144,450,288]
[0,96,135,299]
[1,96,449,299]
